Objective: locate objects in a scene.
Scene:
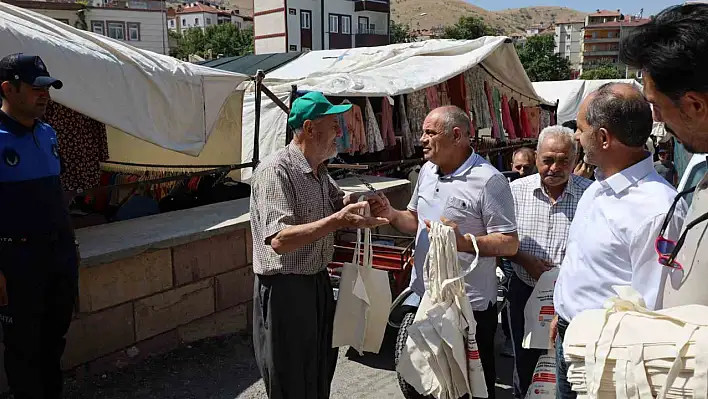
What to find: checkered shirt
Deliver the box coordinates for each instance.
[510,174,592,286]
[250,143,344,275]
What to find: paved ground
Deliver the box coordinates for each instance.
[64,326,515,399]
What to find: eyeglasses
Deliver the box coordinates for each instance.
[655,185,708,269]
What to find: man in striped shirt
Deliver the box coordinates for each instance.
[506,125,592,399]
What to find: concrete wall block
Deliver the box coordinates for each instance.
[172,229,248,286]
[62,303,135,370]
[134,278,215,341]
[78,249,173,313]
[178,303,248,343]
[215,268,253,311]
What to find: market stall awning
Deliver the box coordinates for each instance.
[0,2,249,156]
[198,52,303,75]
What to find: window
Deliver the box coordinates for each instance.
[206,17,212,25]
[107,22,125,40]
[289,45,298,51]
[195,18,199,26]
[301,10,311,29]
[592,31,598,38]
[341,15,351,34]
[169,19,175,27]
[369,23,376,31]
[566,34,571,40]
[236,21,242,29]
[91,21,105,35]
[329,14,338,33]
[182,18,186,26]
[358,16,369,33]
[127,22,140,41]
[289,8,296,15]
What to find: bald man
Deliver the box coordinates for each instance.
[511,147,536,177]
[551,83,687,399]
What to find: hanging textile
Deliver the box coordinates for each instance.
[44,101,109,192]
[380,97,396,148]
[446,74,467,111]
[539,109,551,131]
[492,87,506,141]
[509,97,523,139]
[336,113,350,154]
[464,67,491,129]
[364,98,385,153]
[343,103,367,154]
[501,95,517,139]
[406,91,427,141]
[438,82,452,107]
[526,106,541,138]
[398,96,416,157]
[425,86,440,109]
[550,109,557,126]
[520,104,532,138]
[484,81,501,139]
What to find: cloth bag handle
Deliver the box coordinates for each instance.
[351,196,373,268]
[422,223,479,302]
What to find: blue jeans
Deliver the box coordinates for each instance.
[555,318,576,399]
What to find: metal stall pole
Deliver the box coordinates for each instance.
[285,84,297,145]
[252,69,265,168]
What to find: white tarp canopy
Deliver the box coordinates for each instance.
[0,2,249,156]
[532,79,641,125]
[240,36,551,180]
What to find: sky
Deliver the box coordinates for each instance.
[465,0,679,17]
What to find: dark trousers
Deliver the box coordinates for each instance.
[0,240,79,399]
[473,302,498,399]
[253,271,338,399]
[555,318,576,399]
[499,259,513,340]
[507,276,546,398]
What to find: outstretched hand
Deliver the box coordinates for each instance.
[337,201,390,229]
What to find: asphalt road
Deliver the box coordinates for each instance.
[64,326,515,399]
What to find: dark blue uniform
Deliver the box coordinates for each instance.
[0,110,78,399]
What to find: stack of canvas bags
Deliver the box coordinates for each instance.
[562,286,708,399]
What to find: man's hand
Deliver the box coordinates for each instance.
[524,257,553,280]
[549,314,559,348]
[336,201,389,229]
[424,217,474,253]
[574,160,594,179]
[0,271,8,306]
[368,193,396,221]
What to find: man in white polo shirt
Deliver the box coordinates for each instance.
[619,3,708,308]
[371,105,519,399]
[551,83,687,399]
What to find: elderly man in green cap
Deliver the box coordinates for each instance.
[249,91,389,398]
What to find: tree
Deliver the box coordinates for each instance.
[442,16,497,40]
[516,34,571,82]
[170,23,254,60]
[580,62,623,80]
[390,20,416,44]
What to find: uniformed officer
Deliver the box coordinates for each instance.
[0,53,79,399]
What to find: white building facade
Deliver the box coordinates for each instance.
[167,3,253,35]
[254,0,390,54]
[554,21,584,72]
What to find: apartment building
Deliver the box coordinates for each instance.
[580,14,650,75]
[7,0,169,54]
[554,21,584,72]
[167,2,252,34]
[253,0,390,54]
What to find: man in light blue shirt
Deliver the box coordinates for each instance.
[551,83,687,399]
[371,105,519,398]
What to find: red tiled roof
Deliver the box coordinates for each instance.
[585,18,650,29]
[590,9,622,16]
[178,4,221,14]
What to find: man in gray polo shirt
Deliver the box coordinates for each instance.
[250,91,389,399]
[620,3,708,307]
[371,105,519,398]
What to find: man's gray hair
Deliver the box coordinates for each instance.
[435,106,471,135]
[585,83,653,148]
[537,125,577,155]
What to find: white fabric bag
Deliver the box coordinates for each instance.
[331,197,392,355]
[563,286,708,399]
[523,268,560,349]
[397,223,488,399]
[525,351,557,399]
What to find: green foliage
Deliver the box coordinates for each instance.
[442,16,497,40]
[516,34,572,82]
[580,62,623,80]
[170,23,254,60]
[390,20,416,44]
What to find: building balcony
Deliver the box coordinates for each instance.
[355,28,389,47]
[353,0,389,13]
[583,37,619,43]
[583,50,619,56]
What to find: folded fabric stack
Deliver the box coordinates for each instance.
[562,286,708,399]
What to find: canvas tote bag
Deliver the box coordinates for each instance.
[331,197,392,355]
[563,286,708,399]
[523,268,560,349]
[396,222,488,398]
[525,351,557,399]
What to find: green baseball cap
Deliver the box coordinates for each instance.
[288,91,352,129]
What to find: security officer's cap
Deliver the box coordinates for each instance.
[0,53,63,90]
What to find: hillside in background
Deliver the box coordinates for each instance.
[391,0,587,34]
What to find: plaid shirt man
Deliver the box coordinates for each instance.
[510,173,592,286]
[250,142,344,276]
